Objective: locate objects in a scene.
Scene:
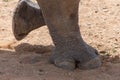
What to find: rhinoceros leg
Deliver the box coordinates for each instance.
[12,0,45,40]
[36,0,101,70]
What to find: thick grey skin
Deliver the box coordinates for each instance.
[13,0,101,70]
[13,0,45,40]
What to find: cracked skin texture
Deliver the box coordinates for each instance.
[12,0,101,70]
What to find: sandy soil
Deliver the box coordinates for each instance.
[0,0,120,80]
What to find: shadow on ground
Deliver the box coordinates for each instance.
[0,43,120,80]
[0,43,119,66]
[14,43,54,54]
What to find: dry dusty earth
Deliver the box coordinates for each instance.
[0,0,120,80]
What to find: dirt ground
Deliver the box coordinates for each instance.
[0,0,120,80]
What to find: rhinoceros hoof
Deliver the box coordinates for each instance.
[50,45,101,70]
[12,0,45,40]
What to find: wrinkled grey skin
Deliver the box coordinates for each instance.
[13,0,45,40]
[13,0,101,70]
